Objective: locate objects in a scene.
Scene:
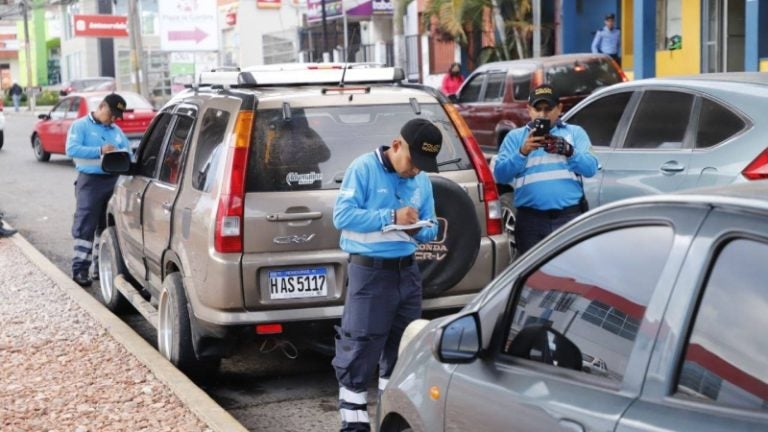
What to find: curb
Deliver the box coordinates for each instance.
[6,227,248,432]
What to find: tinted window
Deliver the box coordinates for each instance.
[695,98,745,149]
[512,71,532,100]
[246,104,471,192]
[624,91,694,149]
[567,92,633,147]
[483,73,506,102]
[66,98,81,119]
[502,226,674,382]
[458,75,483,103]
[676,238,768,411]
[158,116,194,184]
[137,113,172,177]
[191,109,230,191]
[545,59,622,96]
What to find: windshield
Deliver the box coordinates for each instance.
[246,103,472,192]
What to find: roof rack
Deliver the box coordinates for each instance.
[195,63,405,88]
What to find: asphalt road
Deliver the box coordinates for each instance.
[0,112,360,432]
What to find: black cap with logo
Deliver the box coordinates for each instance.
[400,118,443,173]
[103,93,127,119]
[528,84,560,107]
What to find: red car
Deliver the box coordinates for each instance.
[31,91,155,162]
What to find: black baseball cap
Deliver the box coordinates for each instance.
[103,93,127,119]
[528,84,560,107]
[605,13,615,20]
[400,118,443,173]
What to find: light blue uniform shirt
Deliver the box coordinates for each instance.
[494,121,598,211]
[65,113,130,175]
[334,147,438,258]
[592,26,621,56]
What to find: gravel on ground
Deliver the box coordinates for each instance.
[0,239,212,432]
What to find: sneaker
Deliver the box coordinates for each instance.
[72,272,92,287]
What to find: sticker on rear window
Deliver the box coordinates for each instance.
[286,171,323,186]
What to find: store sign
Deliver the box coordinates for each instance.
[307,0,343,23]
[258,0,281,9]
[73,15,129,38]
[372,0,393,14]
[159,1,218,51]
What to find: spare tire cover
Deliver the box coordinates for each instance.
[418,176,481,297]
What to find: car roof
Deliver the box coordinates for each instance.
[600,181,768,213]
[473,53,613,73]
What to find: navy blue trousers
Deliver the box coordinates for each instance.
[333,260,422,432]
[71,172,117,276]
[515,209,581,255]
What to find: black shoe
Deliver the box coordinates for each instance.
[73,272,92,287]
[0,226,17,238]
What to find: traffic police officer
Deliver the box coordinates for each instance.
[66,93,129,287]
[592,13,621,66]
[494,84,598,254]
[332,118,442,432]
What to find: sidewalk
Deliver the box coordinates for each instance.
[0,228,248,432]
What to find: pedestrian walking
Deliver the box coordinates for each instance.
[440,62,464,97]
[591,13,621,66]
[493,84,598,255]
[332,118,443,432]
[9,82,23,112]
[65,93,129,287]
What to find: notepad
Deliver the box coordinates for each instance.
[382,220,434,233]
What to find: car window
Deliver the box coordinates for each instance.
[624,91,694,149]
[545,58,622,97]
[137,113,172,178]
[567,92,633,147]
[246,103,472,192]
[695,98,745,149]
[501,225,675,383]
[192,108,231,191]
[675,238,768,411]
[66,98,81,119]
[50,99,71,120]
[458,75,483,103]
[483,73,506,102]
[158,116,194,185]
[511,71,532,101]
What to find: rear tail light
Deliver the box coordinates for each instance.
[742,147,768,180]
[444,103,503,236]
[214,111,254,253]
[255,323,283,335]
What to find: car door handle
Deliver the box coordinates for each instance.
[267,211,322,221]
[161,202,172,212]
[134,192,142,201]
[558,419,585,432]
[660,161,685,173]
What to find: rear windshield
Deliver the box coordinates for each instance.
[545,59,622,96]
[245,103,472,192]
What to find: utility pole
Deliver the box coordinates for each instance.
[533,0,541,58]
[21,0,33,111]
[127,0,147,97]
[321,0,328,60]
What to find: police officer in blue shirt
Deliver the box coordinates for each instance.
[66,93,129,287]
[592,13,621,66]
[332,118,442,432]
[494,84,598,255]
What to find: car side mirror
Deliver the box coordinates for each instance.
[59,90,67,96]
[448,94,459,104]
[433,313,480,363]
[102,151,132,174]
[38,113,50,120]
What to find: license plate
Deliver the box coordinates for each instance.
[268,268,327,300]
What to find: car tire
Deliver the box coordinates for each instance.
[500,192,518,259]
[33,135,50,162]
[418,176,481,298]
[158,272,220,375]
[97,227,130,313]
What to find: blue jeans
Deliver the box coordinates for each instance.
[12,94,20,112]
[515,207,581,254]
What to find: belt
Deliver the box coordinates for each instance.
[517,203,582,219]
[349,254,415,270]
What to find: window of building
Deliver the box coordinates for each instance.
[502,225,674,382]
[675,238,768,411]
[656,0,683,50]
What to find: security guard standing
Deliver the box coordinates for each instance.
[66,93,129,287]
[332,118,442,432]
[592,13,621,66]
[494,84,598,254]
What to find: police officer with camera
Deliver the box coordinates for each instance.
[494,84,598,254]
